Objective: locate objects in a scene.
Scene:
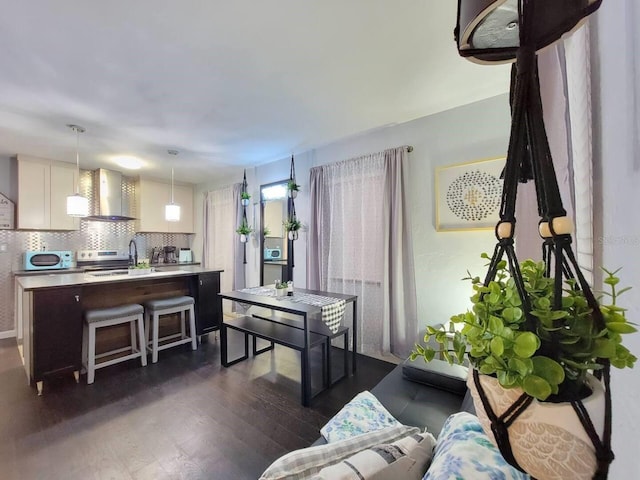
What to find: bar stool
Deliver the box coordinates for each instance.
[144,296,197,363]
[83,303,147,385]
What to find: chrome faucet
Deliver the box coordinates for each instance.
[128,239,138,267]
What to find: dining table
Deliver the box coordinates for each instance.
[218,287,358,406]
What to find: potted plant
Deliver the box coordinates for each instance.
[287,180,299,199]
[236,221,253,243]
[411,255,636,479]
[283,217,302,241]
[128,261,153,276]
[263,226,271,238]
[241,191,251,207]
[274,280,288,297]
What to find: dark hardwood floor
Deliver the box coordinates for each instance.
[0,334,395,480]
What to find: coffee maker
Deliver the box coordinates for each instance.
[151,247,164,264]
[163,246,177,263]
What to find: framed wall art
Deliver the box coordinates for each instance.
[435,157,506,231]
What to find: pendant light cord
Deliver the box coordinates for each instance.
[75,128,80,194]
[67,124,85,195]
[171,168,175,204]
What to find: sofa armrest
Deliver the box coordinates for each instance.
[402,358,468,395]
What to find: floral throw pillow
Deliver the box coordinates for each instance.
[320,391,402,443]
[423,412,530,480]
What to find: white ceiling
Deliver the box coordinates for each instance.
[0,0,509,184]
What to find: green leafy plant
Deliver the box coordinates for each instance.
[411,255,637,402]
[241,191,251,200]
[275,280,288,289]
[287,180,299,192]
[130,262,150,269]
[263,226,271,237]
[283,217,302,232]
[236,221,253,236]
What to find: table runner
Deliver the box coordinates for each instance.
[239,287,346,333]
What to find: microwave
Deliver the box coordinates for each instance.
[264,247,282,260]
[24,251,73,270]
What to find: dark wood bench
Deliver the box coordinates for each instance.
[220,315,329,405]
[251,311,349,386]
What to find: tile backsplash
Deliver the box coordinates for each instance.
[0,225,192,334]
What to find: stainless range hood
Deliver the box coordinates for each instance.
[85,168,136,221]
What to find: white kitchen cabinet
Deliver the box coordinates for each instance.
[136,177,194,233]
[17,155,79,230]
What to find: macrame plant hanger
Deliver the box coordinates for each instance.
[241,169,248,265]
[287,155,297,280]
[459,1,613,478]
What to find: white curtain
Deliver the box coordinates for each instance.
[307,146,417,357]
[203,184,245,309]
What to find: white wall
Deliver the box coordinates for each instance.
[196,94,512,330]
[593,1,640,477]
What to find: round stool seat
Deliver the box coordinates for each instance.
[145,296,194,311]
[86,304,144,324]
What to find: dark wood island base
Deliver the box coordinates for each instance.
[16,267,223,395]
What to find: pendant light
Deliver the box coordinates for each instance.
[66,124,89,217]
[165,150,181,222]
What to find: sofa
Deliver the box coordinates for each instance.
[311,357,473,447]
[259,358,530,480]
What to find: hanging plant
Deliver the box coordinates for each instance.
[287,180,299,198]
[236,221,253,243]
[283,217,301,241]
[411,258,636,480]
[241,191,251,206]
[263,226,271,237]
[412,257,636,402]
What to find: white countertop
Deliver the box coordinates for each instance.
[16,265,223,291]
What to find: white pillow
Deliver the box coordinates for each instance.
[312,431,436,480]
[320,391,401,443]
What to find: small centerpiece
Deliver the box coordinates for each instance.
[274,280,288,297]
[128,261,153,276]
[241,191,251,207]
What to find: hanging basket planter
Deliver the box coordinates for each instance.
[287,179,299,199]
[241,198,250,207]
[239,234,247,243]
[284,216,301,242]
[468,372,605,480]
[407,2,638,478]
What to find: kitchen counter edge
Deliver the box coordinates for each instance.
[16,266,224,291]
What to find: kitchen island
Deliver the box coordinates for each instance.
[16,266,223,394]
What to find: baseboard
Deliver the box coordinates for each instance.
[0,330,17,340]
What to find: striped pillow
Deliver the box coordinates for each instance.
[260,425,421,480]
[312,431,436,480]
